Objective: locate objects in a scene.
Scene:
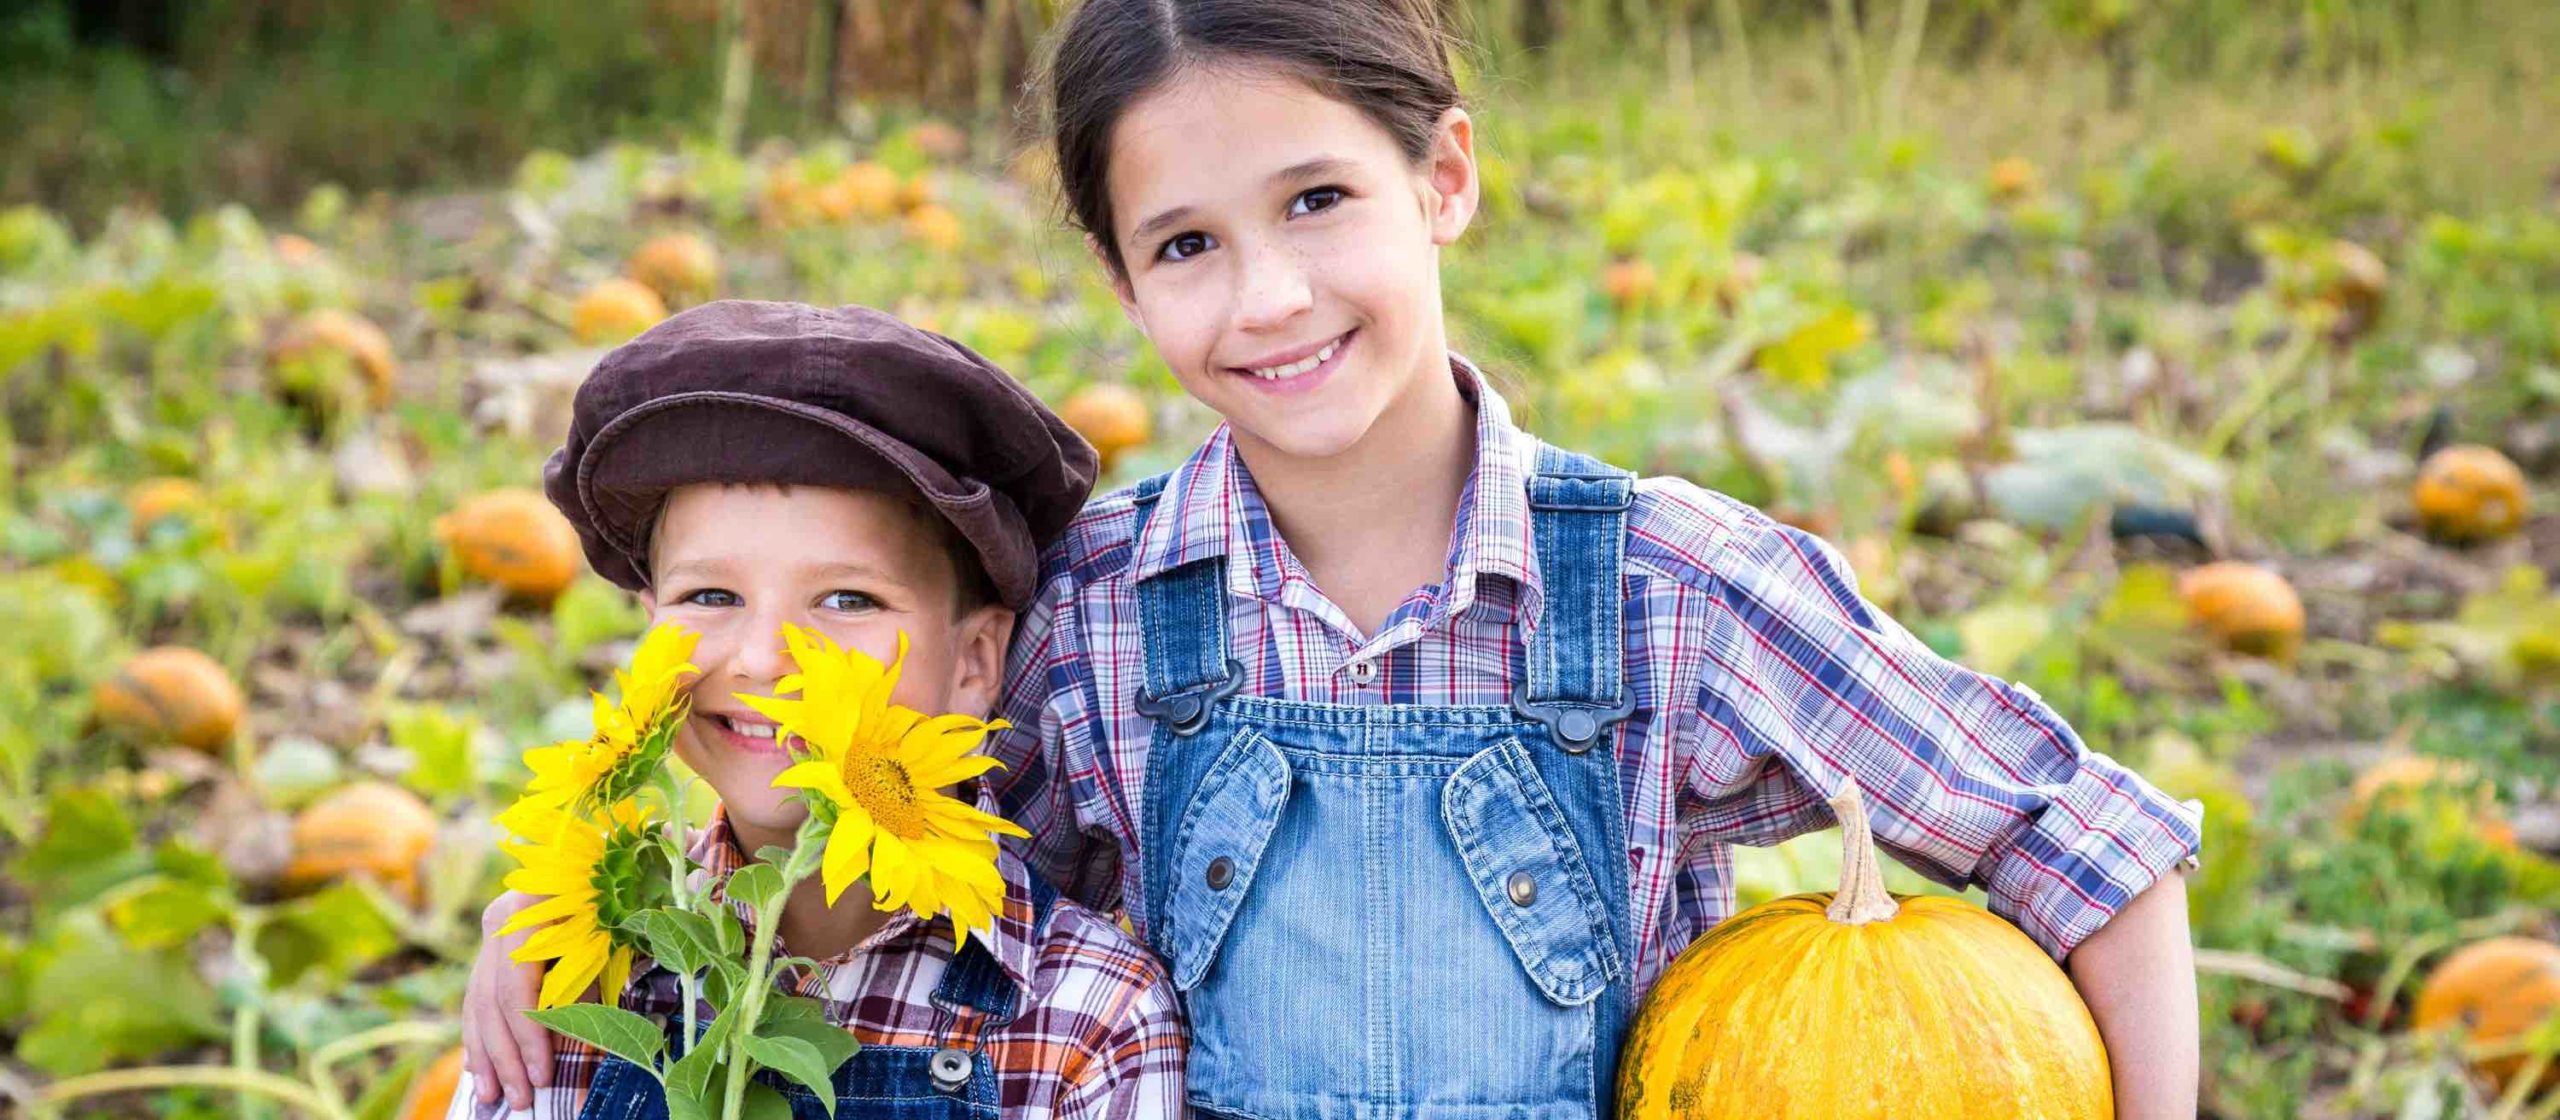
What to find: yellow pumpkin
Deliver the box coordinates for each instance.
[2413,937,2560,1093]
[2414,444,2529,544]
[434,488,585,603]
[402,1047,467,1120]
[626,232,720,303]
[571,279,668,345]
[2177,561,2305,660]
[269,308,399,408]
[1619,786,2111,1119]
[93,646,247,753]
[283,781,439,904]
[1059,385,1152,471]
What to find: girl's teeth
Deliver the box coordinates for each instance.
[1250,338,1339,380]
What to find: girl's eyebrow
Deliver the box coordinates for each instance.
[1130,205,1196,246]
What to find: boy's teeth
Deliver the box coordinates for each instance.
[718,715,778,739]
[1250,338,1338,380]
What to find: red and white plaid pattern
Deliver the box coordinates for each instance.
[988,357,2202,995]
[448,799,1187,1119]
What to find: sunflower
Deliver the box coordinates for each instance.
[501,623,700,832]
[498,800,675,1008]
[743,625,1027,948]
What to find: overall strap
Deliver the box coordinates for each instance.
[1130,474,1243,736]
[1513,443,1636,753]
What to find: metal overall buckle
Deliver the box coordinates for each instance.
[1512,685,1637,754]
[1133,659,1247,737]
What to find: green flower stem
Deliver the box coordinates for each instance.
[303,1020,455,1115]
[653,767,705,1057]
[716,814,828,1120]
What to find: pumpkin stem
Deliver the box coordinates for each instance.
[1826,783,1900,925]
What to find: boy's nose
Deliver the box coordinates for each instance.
[729,618,794,685]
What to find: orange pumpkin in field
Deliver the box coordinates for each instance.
[1619,786,2112,1119]
[270,308,399,407]
[1059,385,1152,471]
[571,278,668,345]
[1602,259,1658,308]
[2414,937,2560,1094]
[2344,754,2517,848]
[2413,444,2529,544]
[93,646,246,753]
[2177,561,2305,660]
[434,489,585,603]
[284,781,439,904]
[905,203,963,252]
[127,476,208,529]
[626,232,720,303]
[403,1047,466,1120]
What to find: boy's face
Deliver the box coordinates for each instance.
[644,483,1013,840]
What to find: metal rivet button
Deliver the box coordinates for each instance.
[1506,871,1537,907]
[1559,709,1598,743]
[1206,856,1235,891]
[929,1046,973,1091]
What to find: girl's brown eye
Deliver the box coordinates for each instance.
[1291,187,1345,216]
[1160,232,1212,262]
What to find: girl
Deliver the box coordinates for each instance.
[468,1,2203,1115]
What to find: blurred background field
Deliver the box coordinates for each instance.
[2,0,2557,1116]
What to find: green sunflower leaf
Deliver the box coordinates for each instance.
[742,1082,795,1120]
[626,908,717,975]
[666,1003,735,1101]
[743,1033,838,1113]
[762,1017,859,1085]
[728,863,786,912]
[710,906,744,956]
[525,1004,665,1074]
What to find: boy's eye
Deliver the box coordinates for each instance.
[679,588,740,608]
[820,590,879,612]
[1289,187,1346,216]
[1157,232,1213,262]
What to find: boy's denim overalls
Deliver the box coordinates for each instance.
[574,874,1057,1119]
[1133,445,1641,1120]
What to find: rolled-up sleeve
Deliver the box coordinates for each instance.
[988,570,1124,913]
[1680,511,2203,959]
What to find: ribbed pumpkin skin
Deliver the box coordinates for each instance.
[1619,891,2112,1120]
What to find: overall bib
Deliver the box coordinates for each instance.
[1133,445,1641,1120]
[576,875,1056,1120]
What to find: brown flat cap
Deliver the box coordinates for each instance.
[542,300,1097,609]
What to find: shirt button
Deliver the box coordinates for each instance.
[1506,871,1537,907]
[1206,856,1236,891]
[1346,658,1377,685]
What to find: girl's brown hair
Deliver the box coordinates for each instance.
[1044,0,1463,276]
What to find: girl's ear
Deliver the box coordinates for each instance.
[1090,235,1142,324]
[1422,107,1480,247]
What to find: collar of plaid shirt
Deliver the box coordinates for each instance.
[690,780,1042,992]
[1128,354,1548,653]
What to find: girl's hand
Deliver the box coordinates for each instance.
[462,889,553,1108]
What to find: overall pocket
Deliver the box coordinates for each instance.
[1440,737,1625,1006]
[1160,727,1294,991]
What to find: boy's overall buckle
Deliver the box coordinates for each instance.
[1512,685,1637,754]
[1135,659,1247,737]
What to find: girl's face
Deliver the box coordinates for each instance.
[645,483,1010,840]
[1103,65,1479,465]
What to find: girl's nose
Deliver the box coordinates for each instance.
[1232,241,1313,332]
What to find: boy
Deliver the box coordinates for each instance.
[450,300,1184,1117]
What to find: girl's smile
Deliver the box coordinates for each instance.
[1227,327,1353,395]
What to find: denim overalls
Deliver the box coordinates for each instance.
[575,875,1057,1120]
[1132,445,1641,1120]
